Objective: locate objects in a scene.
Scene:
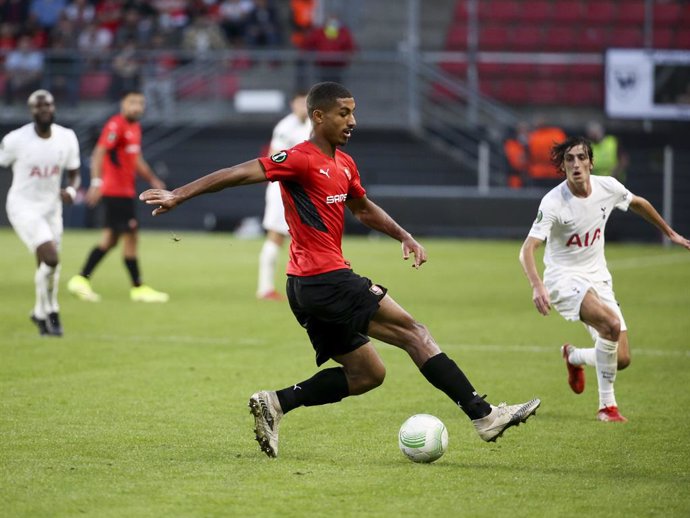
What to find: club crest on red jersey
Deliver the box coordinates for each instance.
[271,150,287,163]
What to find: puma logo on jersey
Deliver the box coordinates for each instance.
[566,228,601,247]
[319,168,330,177]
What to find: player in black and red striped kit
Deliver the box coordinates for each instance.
[140,82,540,458]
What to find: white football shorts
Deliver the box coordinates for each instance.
[262,181,289,235]
[545,274,627,340]
[8,207,62,252]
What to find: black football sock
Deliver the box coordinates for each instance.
[81,247,107,278]
[124,258,141,287]
[276,367,350,414]
[420,353,492,420]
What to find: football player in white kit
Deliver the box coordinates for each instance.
[0,90,81,336]
[257,91,311,300]
[519,136,690,422]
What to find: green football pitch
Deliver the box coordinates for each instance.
[2,229,689,517]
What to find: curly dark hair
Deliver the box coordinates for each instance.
[551,136,594,171]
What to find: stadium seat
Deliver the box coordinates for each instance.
[446,25,468,50]
[543,27,576,52]
[453,1,468,22]
[494,80,530,104]
[79,72,111,99]
[654,3,682,26]
[510,26,542,51]
[653,28,674,49]
[569,63,603,80]
[218,74,239,98]
[618,1,645,25]
[482,1,521,23]
[562,82,603,106]
[519,1,552,23]
[675,29,690,49]
[551,1,584,24]
[529,79,562,104]
[610,27,643,48]
[479,25,510,50]
[577,26,608,52]
[439,61,467,78]
[584,1,617,25]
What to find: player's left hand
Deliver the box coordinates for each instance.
[139,189,179,216]
[401,236,427,269]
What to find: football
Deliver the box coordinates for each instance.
[398,414,448,463]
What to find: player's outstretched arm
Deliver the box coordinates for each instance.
[629,195,690,251]
[140,159,267,216]
[346,195,427,268]
[519,236,551,316]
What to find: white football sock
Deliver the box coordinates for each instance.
[568,346,596,367]
[257,240,280,296]
[34,262,54,319]
[595,336,618,409]
[48,263,60,313]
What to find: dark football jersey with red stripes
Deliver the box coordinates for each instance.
[258,140,366,276]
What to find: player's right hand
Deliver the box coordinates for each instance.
[139,189,179,216]
[85,185,102,207]
[532,285,551,316]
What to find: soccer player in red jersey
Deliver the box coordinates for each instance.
[68,91,169,303]
[140,82,541,457]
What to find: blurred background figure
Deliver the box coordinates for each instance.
[245,0,282,48]
[302,14,356,84]
[586,121,629,182]
[4,34,44,105]
[526,116,567,188]
[503,120,531,189]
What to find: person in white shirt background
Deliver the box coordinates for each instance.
[519,136,690,423]
[257,90,311,300]
[0,90,81,336]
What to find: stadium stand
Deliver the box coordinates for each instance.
[443,0,690,106]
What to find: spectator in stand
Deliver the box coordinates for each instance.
[585,121,629,182]
[29,0,68,32]
[302,14,356,84]
[526,117,567,188]
[115,7,152,48]
[289,0,316,48]
[96,0,124,36]
[218,0,253,47]
[151,0,189,33]
[1,0,30,27]
[64,0,96,31]
[503,120,530,189]
[44,32,80,106]
[77,20,114,68]
[245,0,282,48]
[4,34,44,105]
[181,12,228,59]
[0,22,16,57]
[22,16,49,48]
[141,31,176,116]
[109,39,141,101]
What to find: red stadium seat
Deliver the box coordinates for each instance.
[482,1,521,23]
[577,26,608,51]
[529,79,562,104]
[562,82,603,106]
[446,25,468,50]
[453,1,468,22]
[654,3,681,26]
[610,27,643,48]
[653,28,674,49]
[618,2,645,25]
[79,72,111,99]
[439,61,467,78]
[584,1,617,25]
[510,26,543,51]
[519,1,552,23]
[543,27,576,52]
[568,63,603,80]
[218,74,239,98]
[479,25,510,50]
[494,80,530,104]
[675,29,690,49]
[551,1,584,24]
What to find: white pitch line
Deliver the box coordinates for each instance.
[82,333,690,358]
[607,253,690,270]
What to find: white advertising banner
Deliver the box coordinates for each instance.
[605,49,690,120]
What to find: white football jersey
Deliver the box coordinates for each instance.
[0,123,81,214]
[528,176,632,281]
[269,113,312,153]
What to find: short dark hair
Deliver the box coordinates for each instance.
[551,136,593,170]
[307,82,353,117]
[121,90,144,99]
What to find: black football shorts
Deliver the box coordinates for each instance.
[286,268,388,366]
[102,196,138,233]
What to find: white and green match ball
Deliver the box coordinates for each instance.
[398,414,448,463]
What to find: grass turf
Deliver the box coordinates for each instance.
[1,229,689,517]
